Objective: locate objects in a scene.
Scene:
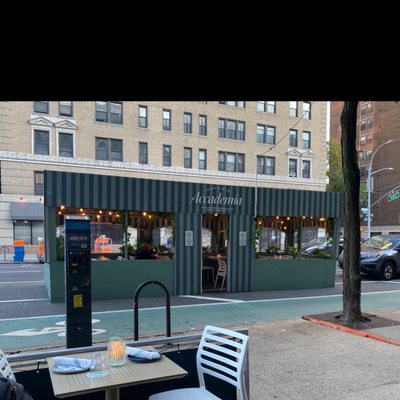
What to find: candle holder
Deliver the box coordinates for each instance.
[107,337,126,366]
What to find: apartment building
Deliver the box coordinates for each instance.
[0,101,328,247]
[330,101,400,237]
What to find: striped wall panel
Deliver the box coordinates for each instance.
[257,188,341,218]
[228,215,255,292]
[44,171,341,218]
[175,213,202,295]
[46,172,243,213]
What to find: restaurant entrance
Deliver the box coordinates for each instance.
[201,213,229,292]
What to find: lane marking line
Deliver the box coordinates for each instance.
[2,289,400,322]
[0,281,43,284]
[0,298,48,303]
[0,271,41,274]
[180,295,243,303]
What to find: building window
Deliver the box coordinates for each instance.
[162,109,171,131]
[367,117,373,129]
[258,101,276,113]
[289,159,297,177]
[199,149,207,170]
[58,132,73,157]
[184,112,192,133]
[34,101,49,114]
[361,102,374,115]
[184,147,192,168]
[257,156,275,175]
[257,124,275,144]
[289,129,298,147]
[139,142,148,164]
[303,101,311,119]
[59,101,73,117]
[302,160,311,178]
[289,101,298,117]
[218,119,245,141]
[219,101,245,108]
[14,220,44,245]
[218,152,245,173]
[34,171,44,195]
[95,137,123,161]
[95,101,123,124]
[34,129,50,155]
[199,115,207,136]
[302,131,311,149]
[361,104,367,115]
[139,105,148,128]
[163,145,171,166]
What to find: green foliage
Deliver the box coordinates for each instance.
[56,235,64,261]
[253,217,263,249]
[266,245,279,255]
[327,141,366,202]
[307,248,331,258]
[327,142,344,192]
[360,182,367,201]
[119,243,136,256]
[288,246,298,258]
[326,218,335,241]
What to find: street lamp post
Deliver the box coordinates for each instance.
[367,139,394,239]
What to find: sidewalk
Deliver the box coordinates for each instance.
[0,253,41,263]
[248,310,400,400]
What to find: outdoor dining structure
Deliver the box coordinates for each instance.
[43,170,342,302]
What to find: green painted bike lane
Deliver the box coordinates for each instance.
[1,290,400,352]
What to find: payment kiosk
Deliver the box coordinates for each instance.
[64,215,92,348]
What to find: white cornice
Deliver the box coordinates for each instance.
[0,151,326,188]
[29,114,78,129]
[287,148,314,158]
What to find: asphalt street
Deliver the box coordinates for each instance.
[2,263,400,352]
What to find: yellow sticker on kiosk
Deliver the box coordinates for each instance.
[73,294,83,308]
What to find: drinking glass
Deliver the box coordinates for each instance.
[87,351,108,378]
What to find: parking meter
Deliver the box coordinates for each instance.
[64,215,92,348]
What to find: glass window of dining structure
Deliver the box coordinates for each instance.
[55,208,175,260]
[254,216,332,259]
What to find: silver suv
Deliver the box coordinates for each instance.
[338,235,400,280]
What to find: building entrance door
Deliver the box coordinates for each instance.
[201,213,229,292]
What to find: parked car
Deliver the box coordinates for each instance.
[303,242,332,255]
[338,235,400,280]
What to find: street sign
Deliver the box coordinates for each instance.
[388,192,400,202]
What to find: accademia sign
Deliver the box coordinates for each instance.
[190,191,243,211]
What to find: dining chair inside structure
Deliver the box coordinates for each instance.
[148,325,249,400]
[0,348,15,381]
[214,258,227,291]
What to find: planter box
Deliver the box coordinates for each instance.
[253,258,336,291]
[44,260,175,303]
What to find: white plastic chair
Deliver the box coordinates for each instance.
[214,259,227,291]
[0,348,15,381]
[148,325,249,400]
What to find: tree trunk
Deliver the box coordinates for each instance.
[340,101,365,322]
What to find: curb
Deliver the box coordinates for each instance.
[303,315,400,347]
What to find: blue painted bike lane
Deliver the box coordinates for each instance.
[1,291,400,352]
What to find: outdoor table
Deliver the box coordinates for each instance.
[47,346,188,400]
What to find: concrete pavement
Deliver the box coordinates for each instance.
[247,310,400,400]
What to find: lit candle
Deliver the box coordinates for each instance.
[107,337,126,366]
